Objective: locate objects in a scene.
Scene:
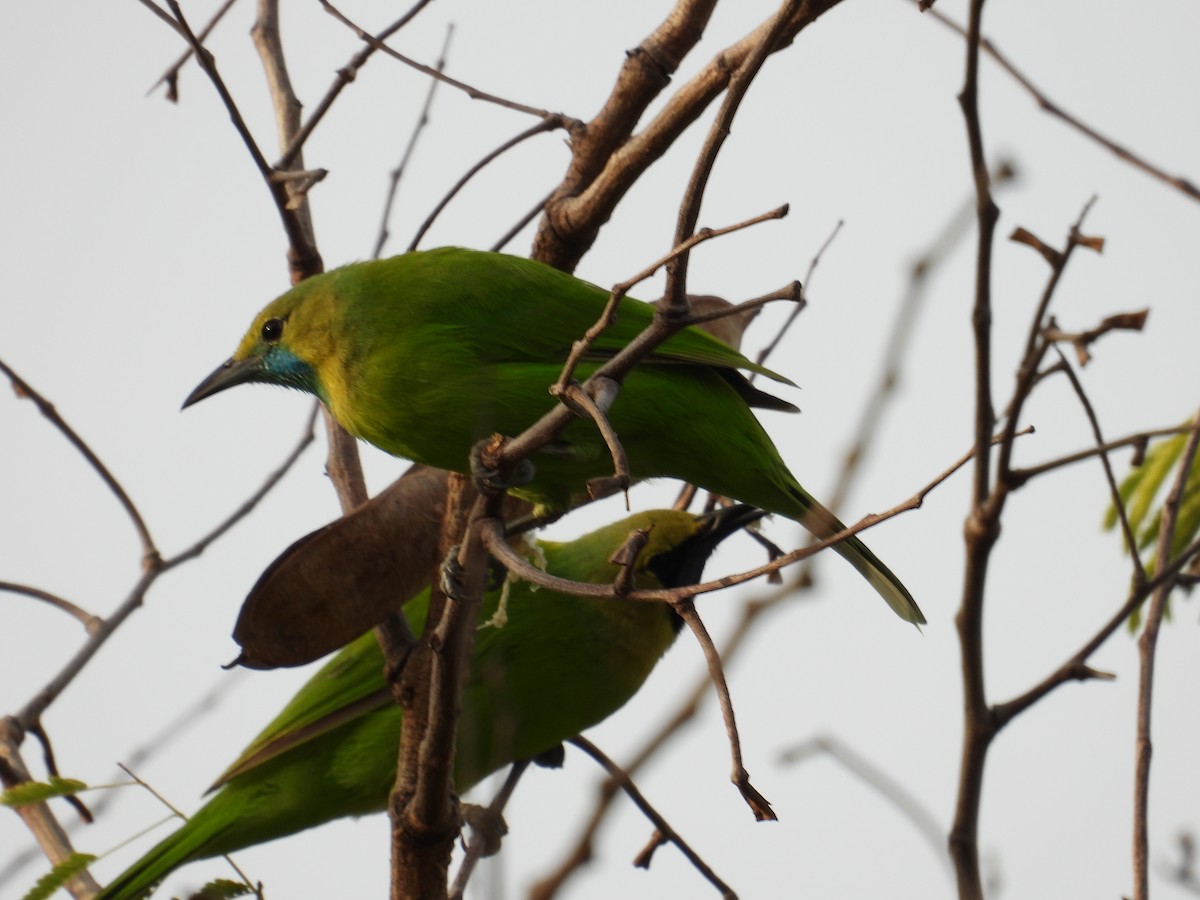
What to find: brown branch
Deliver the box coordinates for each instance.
[533,0,845,271]
[0,720,99,900]
[389,476,478,899]
[0,583,100,635]
[410,119,565,253]
[950,146,1099,899]
[567,736,737,899]
[320,1,574,124]
[672,599,774,821]
[554,204,789,391]
[0,358,157,566]
[752,219,841,369]
[448,761,529,900]
[921,1,1200,204]
[533,175,992,898]
[664,0,803,310]
[1133,409,1200,900]
[1009,425,1189,485]
[160,0,322,281]
[482,430,1012,609]
[375,24,453,259]
[276,0,435,170]
[1048,347,1145,582]
[149,0,239,102]
[950,0,1002,893]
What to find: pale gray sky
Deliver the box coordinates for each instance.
[4,2,1200,898]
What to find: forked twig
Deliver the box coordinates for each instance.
[568,736,737,900]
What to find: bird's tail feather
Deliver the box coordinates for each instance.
[792,488,925,626]
[94,813,224,900]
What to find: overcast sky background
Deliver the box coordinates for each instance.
[4,1,1200,898]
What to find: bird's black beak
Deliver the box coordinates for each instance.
[183,356,261,409]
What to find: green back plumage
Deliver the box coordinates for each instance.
[190,247,923,624]
[94,509,736,900]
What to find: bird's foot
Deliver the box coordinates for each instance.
[470,436,536,497]
[439,545,469,601]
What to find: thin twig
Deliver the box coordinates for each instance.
[1009,425,1190,484]
[276,0,435,169]
[149,0,239,102]
[0,358,157,565]
[0,583,101,634]
[664,0,803,312]
[448,761,529,899]
[15,409,315,733]
[920,0,1200,204]
[567,736,737,900]
[118,763,259,893]
[490,189,556,253]
[320,1,574,123]
[752,220,840,370]
[1048,346,1145,582]
[992,534,1200,729]
[1133,409,1200,900]
[555,205,789,391]
[157,0,321,278]
[672,600,774,821]
[482,428,1012,607]
[375,24,454,259]
[409,119,564,252]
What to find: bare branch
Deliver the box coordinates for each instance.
[664,0,804,311]
[149,0,239,102]
[0,358,157,566]
[921,1,1200,204]
[671,599,774,821]
[410,119,565,253]
[376,24,454,259]
[1133,409,1200,900]
[448,761,529,899]
[320,1,576,124]
[273,0,434,170]
[0,583,101,634]
[157,0,322,279]
[567,736,737,899]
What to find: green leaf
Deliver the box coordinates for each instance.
[21,852,97,900]
[1,777,88,808]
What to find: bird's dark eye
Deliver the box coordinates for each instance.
[261,317,285,343]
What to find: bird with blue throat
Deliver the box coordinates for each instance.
[184,247,924,626]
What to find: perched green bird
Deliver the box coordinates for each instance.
[94,507,759,899]
[185,247,923,625]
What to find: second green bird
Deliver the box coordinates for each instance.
[93,507,759,899]
[185,248,924,625]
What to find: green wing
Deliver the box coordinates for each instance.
[372,248,796,387]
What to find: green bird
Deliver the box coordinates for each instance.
[185,247,923,625]
[94,507,759,899]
